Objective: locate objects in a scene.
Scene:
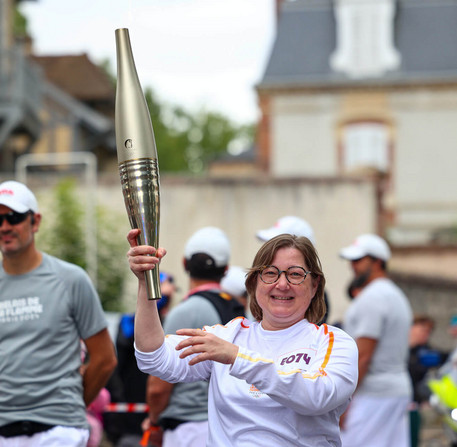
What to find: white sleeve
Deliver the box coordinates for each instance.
[135,334,212,383]
[229,326,359,415]
[135,317,245,383]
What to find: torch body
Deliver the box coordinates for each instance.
[115,28,161,300]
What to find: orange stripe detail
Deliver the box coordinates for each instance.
[276,326,336,380]
[320,328,334,372]
[299,324,334,379]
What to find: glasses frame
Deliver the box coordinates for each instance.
[0,210,32,226]
[259,265,311,285]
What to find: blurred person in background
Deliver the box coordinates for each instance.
[104,272,176,447]
[221,265,253,320]
[427,314,457,447]
[142,227,244,447]
[408,315,448,447]
[332,274,368,330]
[0,180,117,446]
[339,234,413,447]
[346,275,368,301]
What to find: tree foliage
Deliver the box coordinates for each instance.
[144,87,255,173]
[95,206,127,312]
[39,178,87,269]
[100,56,255,174]
[37,178,126,312]
[14,6,28,37]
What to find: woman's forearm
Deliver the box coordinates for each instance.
[134,278,165,352]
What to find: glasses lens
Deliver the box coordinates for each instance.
[286,267,307,285]
[260,266,280,284]
[0,211,29,226]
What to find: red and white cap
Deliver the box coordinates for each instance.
[0,181,38,213]
[256,215,315,244]
[340,234,391,262]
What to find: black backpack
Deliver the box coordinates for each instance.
[188,290,245,324]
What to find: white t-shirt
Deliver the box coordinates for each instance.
[136,318,358,447]
[344,277,413,397]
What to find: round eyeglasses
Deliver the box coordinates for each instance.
[259,265,311,285]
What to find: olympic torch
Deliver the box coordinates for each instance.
[115,28,161,300]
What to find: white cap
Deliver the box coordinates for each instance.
[340,234,391,262]
[0,181,38,213]
[184,226,230,267]
[221,266,247,297]
[256,215,315,244]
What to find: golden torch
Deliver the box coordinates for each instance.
[115,28,161,300]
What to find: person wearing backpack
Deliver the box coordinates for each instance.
[142,226,244,447]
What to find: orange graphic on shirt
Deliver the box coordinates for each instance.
[249,384,264,399]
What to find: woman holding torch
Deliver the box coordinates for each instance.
[128,230,358,446]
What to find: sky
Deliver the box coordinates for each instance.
[21,0,277,125]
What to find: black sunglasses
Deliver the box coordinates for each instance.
[0,211,32,226]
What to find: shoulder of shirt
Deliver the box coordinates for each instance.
[314,322,357,346]
[163,295,221,332]
[205,315,251,335]
[171,294,220,313]
[360,277,405,299]
[41,252,87,275]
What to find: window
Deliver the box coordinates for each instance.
[330,0,401,78]
[342,122,389,172]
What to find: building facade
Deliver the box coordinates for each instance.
[257,0,457,245]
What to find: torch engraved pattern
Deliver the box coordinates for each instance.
[119,158,161,299]
[115,28,161,300]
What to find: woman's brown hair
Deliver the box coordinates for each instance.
[245,234,326,324]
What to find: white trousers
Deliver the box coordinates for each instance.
[0,426,89,447]
[163,420,208,447]
[340,394,410,447]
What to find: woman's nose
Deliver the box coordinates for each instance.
[276,271,290,288]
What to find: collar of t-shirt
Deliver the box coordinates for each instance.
[184,282,222,300]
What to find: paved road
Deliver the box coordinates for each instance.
[420,405,452,447]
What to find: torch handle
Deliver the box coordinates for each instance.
[120,158,161,300]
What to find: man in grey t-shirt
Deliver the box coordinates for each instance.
[339,234,412,447]
[0,181,117,446]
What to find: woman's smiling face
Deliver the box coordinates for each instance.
[256,246,318,331]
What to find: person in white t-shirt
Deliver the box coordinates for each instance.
[128,230,358,446]
[339,234,413,447]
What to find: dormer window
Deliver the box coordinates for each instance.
[330,0,401,78]
[342,122,390,172]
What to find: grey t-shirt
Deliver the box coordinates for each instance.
[344,277,413,397]
[0,253,108,428]
[159,293,221,424]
